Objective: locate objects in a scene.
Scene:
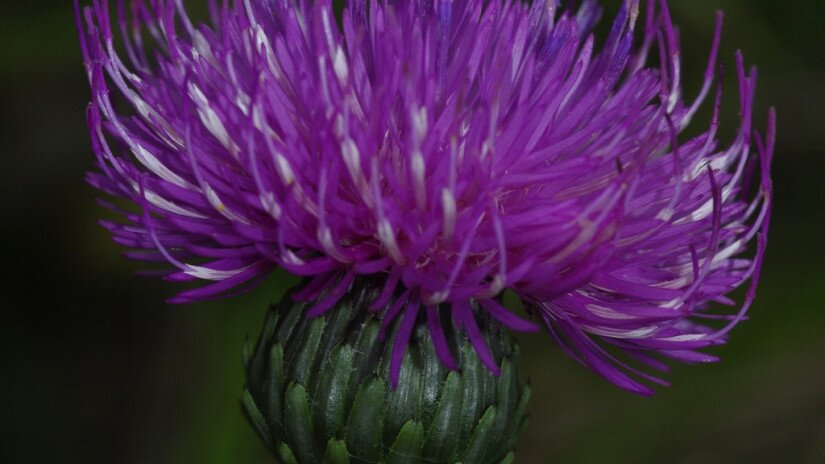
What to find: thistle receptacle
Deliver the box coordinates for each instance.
[243,279,529,463]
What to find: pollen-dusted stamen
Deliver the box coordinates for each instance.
[78,0,772,395]
[441,187,457,240]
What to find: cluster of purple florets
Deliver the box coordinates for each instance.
[78,0,773,394]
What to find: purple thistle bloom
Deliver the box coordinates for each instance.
[77,0,774,395]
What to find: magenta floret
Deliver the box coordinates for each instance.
[77,0,773,394]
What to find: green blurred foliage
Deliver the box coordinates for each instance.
[1,1,823,463]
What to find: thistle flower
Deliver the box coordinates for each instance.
[77,0,773,398]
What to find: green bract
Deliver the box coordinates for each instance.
[243,282,530,464]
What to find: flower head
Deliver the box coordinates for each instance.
[78,0,773,394]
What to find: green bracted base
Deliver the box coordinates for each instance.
[243,280,531,464]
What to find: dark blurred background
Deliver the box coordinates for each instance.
[2,1,823,463]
